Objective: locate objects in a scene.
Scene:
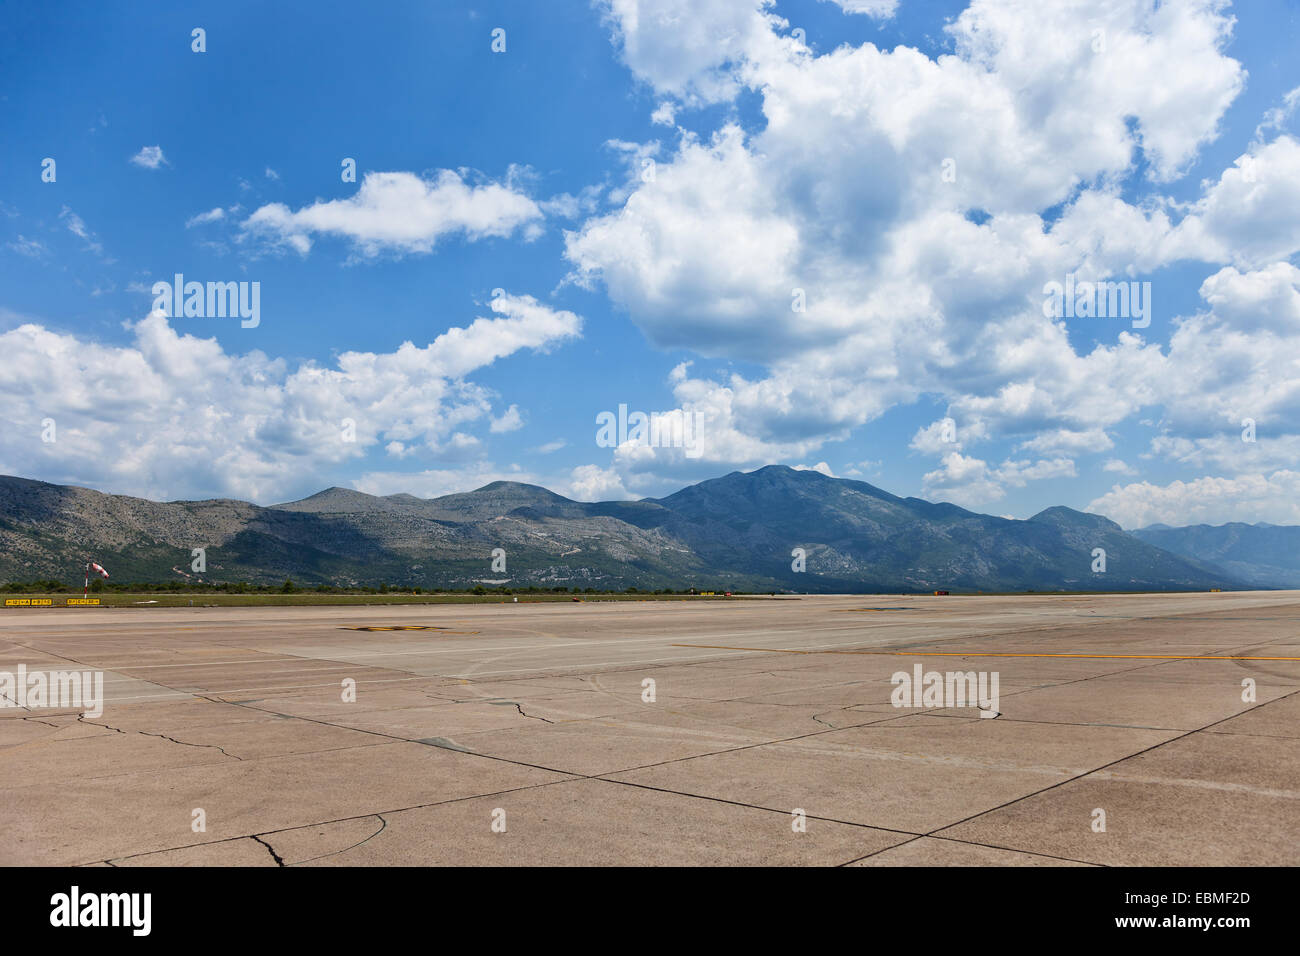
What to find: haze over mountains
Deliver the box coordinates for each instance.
[0,465,1281,592]
[1130,523,1300,589]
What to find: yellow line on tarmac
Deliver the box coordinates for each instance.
[670,644,1300,661]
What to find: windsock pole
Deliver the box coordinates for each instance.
[84,562,90,599]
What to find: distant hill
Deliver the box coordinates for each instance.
[0,466,1244,592]
[1130,522,1300,588]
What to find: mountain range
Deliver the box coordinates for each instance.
[1130,522,1300,589]
[0,465,1283,592]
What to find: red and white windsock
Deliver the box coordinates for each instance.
[89,561,110,579]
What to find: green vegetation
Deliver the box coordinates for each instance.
[0,578,727,595]
[0,579,751,607]
[0,591,744,608]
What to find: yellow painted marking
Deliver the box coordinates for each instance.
[670,643,1300,662]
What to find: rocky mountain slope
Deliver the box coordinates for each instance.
[1131,522,1300,588]
[0,466,1244,592]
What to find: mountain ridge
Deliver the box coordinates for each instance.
[1131,522,1300,588]
[0,467,1256,592]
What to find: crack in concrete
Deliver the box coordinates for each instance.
[510,701,553,723]
[251,834,286,867]
[450,695,559,723]
[87,779,574,867]
[287,813,389,866]
[77,714,243,760]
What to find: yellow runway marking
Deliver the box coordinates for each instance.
[670,643,1300,661]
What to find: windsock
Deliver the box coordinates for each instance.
[89,561,110,579]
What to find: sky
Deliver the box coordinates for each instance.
[1,0,1298,528]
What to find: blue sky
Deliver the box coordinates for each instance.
[2,0,1299,527]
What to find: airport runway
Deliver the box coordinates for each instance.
[1,592,1297,866]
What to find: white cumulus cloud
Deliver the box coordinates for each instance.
[130,146,168,169]
[243,170,543,258]
[0,294,581,502]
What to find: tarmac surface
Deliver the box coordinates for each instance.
[1,591,1297,866]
